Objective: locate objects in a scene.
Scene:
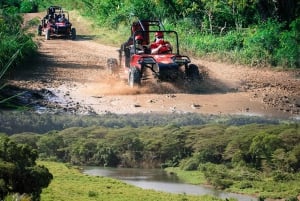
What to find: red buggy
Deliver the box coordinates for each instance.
[37,6,76,40]
[114,20,202,87]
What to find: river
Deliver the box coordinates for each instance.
[83,166,257,201]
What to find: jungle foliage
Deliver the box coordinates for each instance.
[6,122,300,198]
[0,4,37,80]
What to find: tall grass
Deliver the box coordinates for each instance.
[0,7,37,110]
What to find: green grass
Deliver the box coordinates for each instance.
[165,167,206,185]
[39,161,227,201]
[68,10,127,47]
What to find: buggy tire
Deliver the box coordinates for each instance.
[71,28,76,40]
[128,67,141,87]
[186,64,201,81]
[45,29,50,40]
[37,25,42,36]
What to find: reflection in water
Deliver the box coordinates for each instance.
[83,167,256,201]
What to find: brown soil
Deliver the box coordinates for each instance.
[6,13,300,120]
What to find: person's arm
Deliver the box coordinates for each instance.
[165,41,172,51]
[151,44,162,54]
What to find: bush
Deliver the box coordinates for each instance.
[238,181,253,189]
[0,7,37,75]
[285,196,298,201]
[258,196,266,201]
[199,163,233,189]
[179,157,199,171]
[0,136,53,200]
[20,0,38,13]
[272,171,293,182]
[275,18,300,68]
[88,191,98,197]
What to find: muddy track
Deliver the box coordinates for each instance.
[4,13,300,120]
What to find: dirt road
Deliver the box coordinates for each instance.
[6,13,300,120]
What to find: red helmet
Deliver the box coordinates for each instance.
[155,31,164,38]
[135,35,143,41]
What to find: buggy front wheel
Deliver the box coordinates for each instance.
[45,29,50,40]
[186,64,201,81]
[128,67,141,87]
[37,25,42,36]
[71,28,76,40]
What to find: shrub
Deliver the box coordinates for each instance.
[238,181,253,189]
[285,197,298,201]
[179,157,199,171]
[272,171,293,182]
[199,163,233,189]
[88,191,98,197]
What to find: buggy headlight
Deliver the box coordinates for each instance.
[172,56,191,64]
[139,57,156,64]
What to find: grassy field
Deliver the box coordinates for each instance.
[39,161,228,201]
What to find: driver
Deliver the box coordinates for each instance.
[150,31,172,54]
[133,35,145,54]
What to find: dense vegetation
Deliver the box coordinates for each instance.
[0,135,53,201]
[0,3,37,80]
[4,122,300,199]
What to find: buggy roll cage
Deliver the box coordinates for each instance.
[129,19,180,55]
[132,30,180,55]
[46,5,70,21]
[131,19,165,32]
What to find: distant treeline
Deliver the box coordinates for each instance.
[0,111,284,135]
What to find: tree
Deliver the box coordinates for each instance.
[37,132,66,161]
[0,135,53,200]
[249,133,281,169]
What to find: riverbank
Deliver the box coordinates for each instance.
[83,166,256,201]
[165,167,300,200]
[39,161,227,201]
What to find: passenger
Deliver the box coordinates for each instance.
[58,14,67,23]
[55,14,61,22]
[150,31,172,54]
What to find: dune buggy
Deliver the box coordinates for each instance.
[114,19,201,87]
[37,6,76,40]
